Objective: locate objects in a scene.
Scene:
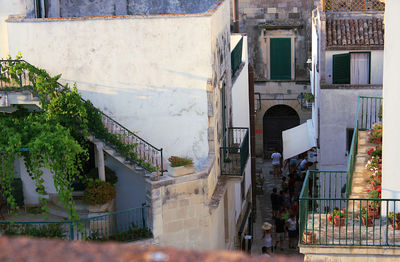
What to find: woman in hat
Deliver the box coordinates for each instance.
[261,222,273,253]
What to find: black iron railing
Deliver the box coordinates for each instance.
[220,127,249,177]
[0,59,163,175]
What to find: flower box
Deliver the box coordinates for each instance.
[168,165,195,177]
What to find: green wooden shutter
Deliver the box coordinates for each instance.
[333,53,350,84]
[270,38,291,80]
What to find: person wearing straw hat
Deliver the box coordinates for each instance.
[261,222,273,253]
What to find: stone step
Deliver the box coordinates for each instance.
[47,202,89,219]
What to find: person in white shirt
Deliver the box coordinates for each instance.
[271,149,282,177]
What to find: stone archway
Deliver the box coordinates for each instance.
[263,105,300,157]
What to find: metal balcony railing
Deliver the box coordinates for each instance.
[220,127,249,177]
[0,59,163,175]
[0,206,151,241]
[322,0,385,12]
[299,96,388,246]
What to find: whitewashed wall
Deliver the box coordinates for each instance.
[325,50,384,85]
[104,154,146,211]
[318,89,382,171]
[6,14,215,168]
[382,0,400,208]
[16,158,57,206]
[231,34,251,221]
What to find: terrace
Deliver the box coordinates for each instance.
[297,96,400,250]
[321,0,385,12]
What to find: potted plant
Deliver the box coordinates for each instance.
[366,189,381,218]
[84,180,116,213]
[167,156,194,177]
[360,208,374,227]
[302,230,317,244]
[328,208,346,227]
[303,92,315,103]
[388,212,400,230]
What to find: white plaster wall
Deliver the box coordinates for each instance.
[6,14,215,168]
[0,0,33,58]
[382,0,400,206]
[325,50,384,85]
[231,34,251,222]
[319,89,382,171]
[16,158,57,206]
[104,154,146,211]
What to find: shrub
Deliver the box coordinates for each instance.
[1,223,66,239]
[168,156,193,167]
[83,180,116,205]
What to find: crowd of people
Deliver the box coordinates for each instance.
[260,149,312,256]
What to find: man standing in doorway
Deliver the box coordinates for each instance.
[271,148,282,177]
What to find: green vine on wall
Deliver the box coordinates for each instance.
[0,56,155,220]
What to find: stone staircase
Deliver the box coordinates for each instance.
[48,192,89,219]
[347,130,374,213]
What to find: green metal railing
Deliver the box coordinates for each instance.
[0,59,163,175]
[0,206,151,242]
[220,127,249,177]
[299,96,385,246]
[322,0,385,12]
[300,171,400,246]
[231,37,243,76]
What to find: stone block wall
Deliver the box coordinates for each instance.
[235,0,319,81]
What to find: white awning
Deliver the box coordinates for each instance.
[282,119,316,160]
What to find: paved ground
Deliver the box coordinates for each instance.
[251,158,304,259]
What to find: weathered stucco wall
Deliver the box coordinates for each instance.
[319,88,382,171]
[104,154,146,211]
[6,14,214,168]
[325,50,384,85]
[16,158,57,206]
[44,0,220,17]
[0,0,34,58]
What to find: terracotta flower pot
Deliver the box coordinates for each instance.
[368,205,381,219]
[361,216,374,227]
[389,218,400,230]
[333,216,345,227]
[302,231,316,244]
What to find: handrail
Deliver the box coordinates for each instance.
[0,59,163,175]
[0,205,151,241]
[299,96,384,246]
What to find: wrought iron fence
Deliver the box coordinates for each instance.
[299,96,385,246]
[322,0,385,12]
[300,171,400,246]
[0,59,163,175]
[220,127,249,176]
[0,206,151,241]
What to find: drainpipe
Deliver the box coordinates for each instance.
[248,64,256,218]
[233,0,240,33]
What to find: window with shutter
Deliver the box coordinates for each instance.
[333,53,350,84]
[270,38,291,80]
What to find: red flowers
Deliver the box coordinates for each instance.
[377,188,381,192]
[368,148,374,155]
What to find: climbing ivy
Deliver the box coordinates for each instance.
[0,57,155,220]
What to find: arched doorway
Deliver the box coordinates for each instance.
[263,105,300,157]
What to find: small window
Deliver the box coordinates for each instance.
[333,52,370,84]
[270,38,291,80]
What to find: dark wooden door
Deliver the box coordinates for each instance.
[263,105,299,157]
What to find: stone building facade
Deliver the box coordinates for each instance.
[234,0,318,157]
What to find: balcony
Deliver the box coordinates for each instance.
[322,0,385,12]
[298,97,400,252]
[220,127,249,177]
